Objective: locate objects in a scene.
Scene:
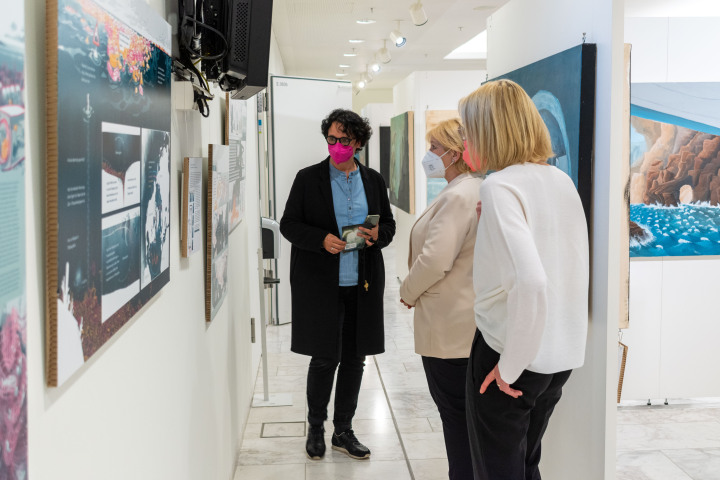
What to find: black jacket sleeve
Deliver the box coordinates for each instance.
[279,170,331,252]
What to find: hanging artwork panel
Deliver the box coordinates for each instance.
[629,106,720,257]
[389,111,415,214]
[207,145,230,322]
[379,126,391,187]
[490,44,597,219]
[0,3,28,476]
[46,0,172,386]
[225,94,247,231]
[425,110,459,205]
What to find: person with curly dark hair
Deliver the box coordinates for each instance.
[280,108,395,461]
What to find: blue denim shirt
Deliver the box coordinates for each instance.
[329,162,368,286]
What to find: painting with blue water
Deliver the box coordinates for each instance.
[629,108,720,257]
[490,44,596,219]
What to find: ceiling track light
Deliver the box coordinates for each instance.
[409,1,428,26]
[363,65,374,82]
[357,80,366,89]
[357,7,376,24]
[378,40,391,64]
[390,21,406,47]
[370,62,381,73]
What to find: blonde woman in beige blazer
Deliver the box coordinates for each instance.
[400,118,481,480]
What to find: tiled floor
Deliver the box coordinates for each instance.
[234,244,447,480]
[234,244,720,479]
[617,399,720,480]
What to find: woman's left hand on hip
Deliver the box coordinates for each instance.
[480,364,523,398]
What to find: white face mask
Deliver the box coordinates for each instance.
[422,149,453,178]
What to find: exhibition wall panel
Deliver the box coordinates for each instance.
[625,258,720,400]
[269,76,352,325]
[488,0,625,478]
[625,17,720,83]
[26,2,271,479]
[621,18,720,400]
[361,103,393,176]
[624,260,664,399]
[391,70,485,280]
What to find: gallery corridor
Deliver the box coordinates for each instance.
[233,244,720,480]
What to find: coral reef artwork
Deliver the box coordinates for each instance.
[629,110,720,257]
[0,2,28,477]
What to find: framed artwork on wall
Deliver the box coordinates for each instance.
[181,157,203,258]
[0,2,28,475]
[225,94,247,232]
[425,110,459,205]
[490,43,597,219]
[617,341,628,403]
[46,0,172,386]
[357,145,368,167]
[620,43,631,330]
[628,107,720,257]
[206,145,230,322]
[379,126,391,187]
[389,112,415,214]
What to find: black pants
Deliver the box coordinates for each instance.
[307,286,365,433]
[466,330,572,480]
[422,356,473,480]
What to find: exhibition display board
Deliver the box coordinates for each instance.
[225,95,248,231]
[207,145,230,322]
[0,3,28,476]
[425,110,459,205]
[45,0,172,386]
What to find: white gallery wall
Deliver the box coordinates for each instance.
[353,88,393,115]
[487,0,625,478]
[625,17,720,83]
[621,17,720,401]
[360,103,393,175]
[270,77,353,325]
[25,2,279,479]
[391,70,485,279]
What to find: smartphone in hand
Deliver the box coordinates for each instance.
[362,214,380,229]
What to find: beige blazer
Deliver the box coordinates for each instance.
[400,173,482,359]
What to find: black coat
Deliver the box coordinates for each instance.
[279,158,396,359]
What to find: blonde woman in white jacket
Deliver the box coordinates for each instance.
[400,118,481,480]
[460,80,589,480]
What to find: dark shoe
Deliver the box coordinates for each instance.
[306,425,325,460]
[331,429,371,459]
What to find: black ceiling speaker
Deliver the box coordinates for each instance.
[221,0,274,99]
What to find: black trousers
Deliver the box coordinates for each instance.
[422,356,474,480]
[466,330,572,480]
[307,286,365,433]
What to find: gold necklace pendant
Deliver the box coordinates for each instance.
[364,280,369,292]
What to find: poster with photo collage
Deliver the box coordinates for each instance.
[47,0,172,386]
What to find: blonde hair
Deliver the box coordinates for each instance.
[425,118,472,174]
[458,79,553,173]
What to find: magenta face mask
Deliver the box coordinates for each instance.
[328,143,355,164]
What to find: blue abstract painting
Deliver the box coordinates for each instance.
[490,44,596,218]
[629,106,720,257]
